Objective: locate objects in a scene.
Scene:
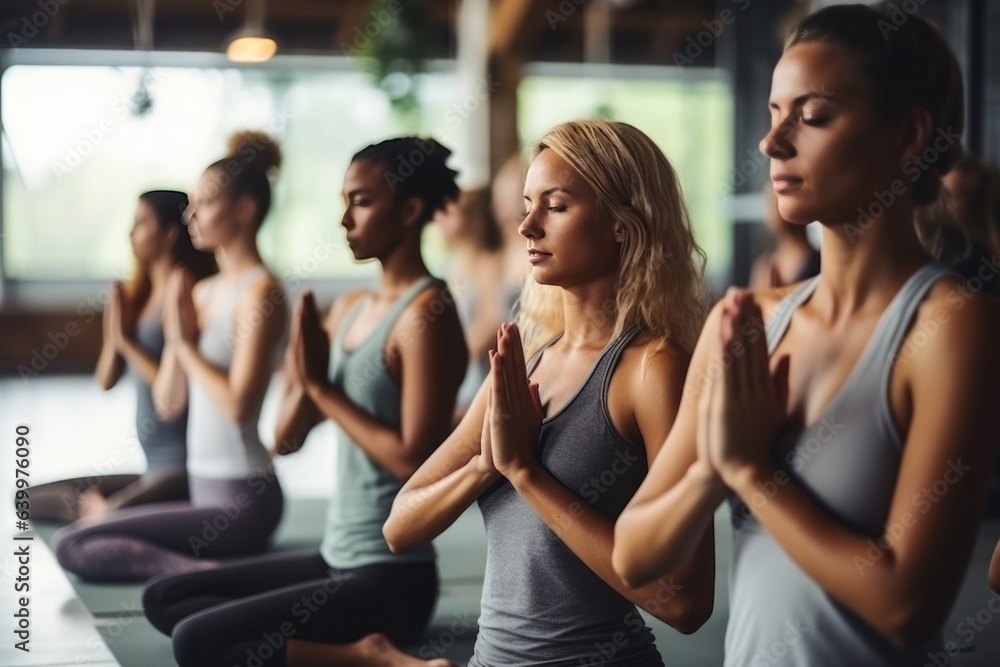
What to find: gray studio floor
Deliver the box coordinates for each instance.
[1,376,998,666]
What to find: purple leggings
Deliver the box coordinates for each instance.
[53,473,283,582]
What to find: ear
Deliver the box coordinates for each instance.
[400,196,426,230]
[897,105,934,167]
[612,222,625,244]
[236,194,260,229]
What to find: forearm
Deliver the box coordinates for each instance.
[176,341,248,423]
[273,381,319,455]
[94,338,124,390]
[729,464,919,639]
[385,451,498,553]
[118,337,160,386]
[152,343,188,420]
[304,379,416,480]
[511,463,711,629]
[614,463,727,587]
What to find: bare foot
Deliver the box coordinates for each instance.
[355,633,458,667]
[78,488,110,520]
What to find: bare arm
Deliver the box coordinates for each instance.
[272,291,354,456]
[151,274,194,420]
[176,274,286,424]
[614,302,731,585]
[384,376,498,553]
[723,287,1000,647]
[94,283,127,390]
[502,334,714,632]
[303,285,468,481]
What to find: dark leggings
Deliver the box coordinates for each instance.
[28,467,189,523]
[143,551,439,667]
[53,473,283,582]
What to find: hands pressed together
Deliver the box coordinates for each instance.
[479,322,544,481]
[289,290,330,393]
[163,268,199,349]
[695,288,789,492]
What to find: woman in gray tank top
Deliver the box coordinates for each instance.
[54,135,287,583]
[615,6,1000,666]
[142,137,468,667]
[30,191,215,523]
[385,119,715,665]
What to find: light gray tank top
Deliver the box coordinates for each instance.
[186,266,277,480]
[132,307,187,472]
[725,262,955,666]
[320,275,441,569]
[469,324,663,667]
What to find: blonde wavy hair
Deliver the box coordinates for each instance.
[515,118,709,355]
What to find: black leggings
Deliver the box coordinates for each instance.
[143,551,439,667]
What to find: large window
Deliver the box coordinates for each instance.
[2,61,459,283]
[1,55,732,295]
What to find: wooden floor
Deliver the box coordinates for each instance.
[2,376,999,666]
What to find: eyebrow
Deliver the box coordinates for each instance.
[768,91,835,110]
[524,186,572,202]
[344,188,375,198]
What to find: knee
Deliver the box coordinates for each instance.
[173,614,217,667]
[142,574,175,635]
[51,526,84,574]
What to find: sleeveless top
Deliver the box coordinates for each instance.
[320,275,441,569]
[469,324,664,667]
[131,306,187,472]
[725,262,955,666]
[186,266,277,480]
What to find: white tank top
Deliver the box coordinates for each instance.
[186,266,279,480]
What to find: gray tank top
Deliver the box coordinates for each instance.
[469,324,664,667]
[725,262,954,666]
[320,275,441,569]
[132,306,187,472]
[186,266,277,480]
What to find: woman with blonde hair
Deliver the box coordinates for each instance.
[384,118,714,665]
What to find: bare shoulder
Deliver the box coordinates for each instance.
[324,288,369,332]
[904,276,1000,370]
[622,334,690,382]
[398,279,459,330]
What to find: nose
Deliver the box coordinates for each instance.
[759,119,794,161]
[182,203,195,225]
[518,207,542,240]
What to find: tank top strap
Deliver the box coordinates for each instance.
[765,276,822,355]
[227,265,269,307]
[334,275,444,352]
[525,333,563,375]
[598,323,642,397]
